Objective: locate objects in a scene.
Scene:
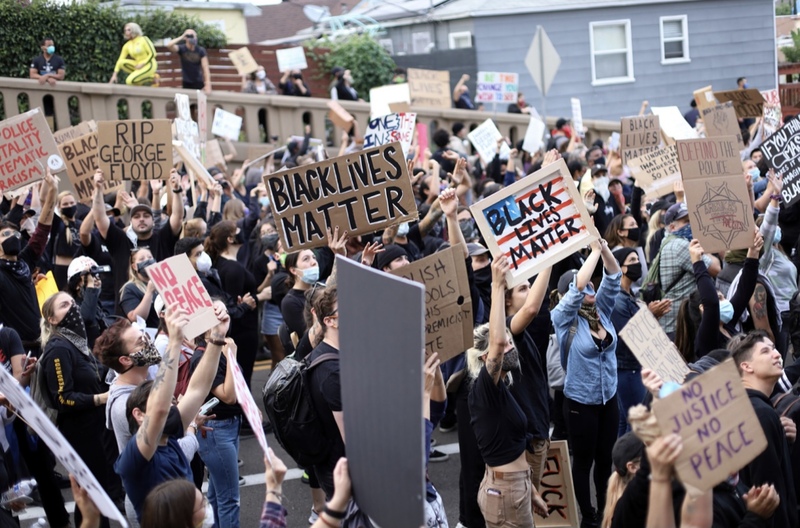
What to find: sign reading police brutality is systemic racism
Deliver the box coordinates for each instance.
[0,108,60,193]
[59,132,123,203]
[620,115,660,165]
[470,159,600,287]
[390,245,473,362]
[652,359,767,493]
[761,116,800,206]
[98,119,172,180]
[265,142,417,252]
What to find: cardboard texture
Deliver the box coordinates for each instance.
[677,137,754,253]
[571,98,584,137]
[652,106,699,141]
[522,116,546,154]
[693,85,716,113]
[701,102,744,150]
[228,47,259,76]
[627,145,681,199]
[534,440,580,527]
[275,46,307,72]
[264,141,418,252]
[326,100,355,130]
[364,112,416,156]
[197,90,207,143]
[53,120,97,145]
[390,245,473,362]
[468,118,511,164]
[247,144,277,161]
[97,119,172,180]
[370,83,411,118]
[620,115,661,165]
[338,257,425,528]
[173,141,216,188]
[470,159,600,287]
[0,108,60,193]
[761,117,800,206]
[714,89,765,119]
[619,305,690,384]
[227,348,269,456]
[211,108,242,141]
[476,71,519,103]
[407,68,451,109]
[145,254,218,340]
[652,359,768,493]
[59,132,123,203]
[0,366,129,527]
[205,139,227,170]
[388,102,411,114]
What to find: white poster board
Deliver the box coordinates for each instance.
[275,46,308,72]
[468,118,511,164]
[227,348,269,455]
[522,115,547,154]
[651,106,699,141]
[211,108,243,141]
[369,84,411,119]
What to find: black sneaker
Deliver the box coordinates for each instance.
[429,449,449,462]
[438,415,457,433]
[53,471,71,489]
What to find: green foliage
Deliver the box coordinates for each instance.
[306,34,396,102]
[782,29,800,63]
[0,0,226,83]
[777,3,792,16]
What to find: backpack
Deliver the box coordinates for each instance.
[262,352,338,467]
[787,291,800,357]
[173,347,195,399]
[772,378,800,423]
[28,349,58,426]
[639,235,687,304]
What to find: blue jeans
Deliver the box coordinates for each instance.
[198,415,241,528]
[617,369,647,436]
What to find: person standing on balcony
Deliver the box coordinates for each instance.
[329,67,359,101]
[30,37,65,86]
[279,69,310,97]
[166,29,211,94]
[108,22,158,87]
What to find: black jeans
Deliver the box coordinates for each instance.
[565,394,618,519]
[456,380,485,527]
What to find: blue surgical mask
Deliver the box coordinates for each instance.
[774,226,782,245]
[46,45,55,55]
[259,196,270,209]
[748,167,761,182]
[301,265,319,285]
[397,222,410,237]
[719,299,734,324]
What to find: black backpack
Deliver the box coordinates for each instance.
[262,352,338,467]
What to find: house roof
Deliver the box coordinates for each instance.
[247,0,362,43]
[115,0,262,17]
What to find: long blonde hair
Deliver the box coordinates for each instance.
[602,471,635,528]
[222,199,245,222]
[40,292,69,348]
[466,323,513,386]
[645,209,663,259]
[120,248,150,298]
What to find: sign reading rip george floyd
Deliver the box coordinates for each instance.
[627,145,681,199]
[620,115,660,165]
[59,132,124,203]
[534,440,579,527]
[761,117,800,206]
[470,159,600,288]
[713,89,765,119]
[390,245,473,362]
[407,68,451,109]
[0,108,60,193]
[364,112,416,157]
[652,359,767,493]
[265,142,418,252]
[619,305,690,384]
[98,119,172,180]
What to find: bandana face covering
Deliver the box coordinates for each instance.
[58,302,86,339]
[579,303,601,332]
[127,332,162,368]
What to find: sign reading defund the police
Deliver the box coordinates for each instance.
[265,142,418,252]
[470,159,599,288]
[761,116,800,206]
[652,359,767,493]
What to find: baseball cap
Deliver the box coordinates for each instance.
[154,295,165,316]
[104,203,121,216]
[664,202,689,225]
[130,204,153,217]
[467,243,489,257]
[591,164,608,177]
[67,256,98,281]
[612,432,644,477]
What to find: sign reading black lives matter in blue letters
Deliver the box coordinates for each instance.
[264,142,418,252]
[761,116,800,206]
[470,159,600,287]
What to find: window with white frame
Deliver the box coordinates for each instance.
[412,31,432,54]
[660,16,689,63]
[449,31,472,49]
[589,20,634,85]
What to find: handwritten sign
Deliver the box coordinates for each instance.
[369,83,411,119]
[0,108,60,193]
[534,441,579,527]
[275,46,307,72]
[364,112,416,157]
[97,119,172,180]
[407,68,451,109]
[701,102,743,149]
[174,93,200,160]
[468,118,511,164]
[693,85,716,113]
[628,145,681,199]
[470,159,599,287]
[619,306,690,384]
[522,115,546,154]
[571,98,584,138]
[652,106,698,142]
[0,367,129,527]
[390,245,473,362]
[227,347,269,456]
[59,132,123,203]
[264,142,418,252]
[761,117,800,205]
[205,139,226,170]
[228,47,258,76]
[621,115,661,165]
[714,89,765,119]
[327,100,355,131]
[211,108,242,141]
[53,120,97,145]
[652,359,767,493]
[677,136,753,253]
[173,141,215,188]
[476,71,518,103]
[145,253,218,340]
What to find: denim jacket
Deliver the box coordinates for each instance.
[552,270,621,405]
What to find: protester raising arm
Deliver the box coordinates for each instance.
[645,434,682,528]
[167,169,185,236]
[18,167,57,271]
[90,170,111,239]
[440,186,468,259]
[260,448,289,528]
[488,257,511,385]
[509,266,552,336]
[311,458,352,528]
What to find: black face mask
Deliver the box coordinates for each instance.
[474,265,492,286]
[61,205,77,218]
[163,405,184,438]
[262,234,279,251]
[58,302,87,339]
[625,227,640,242]
[624,263,643,282]
[137,258,157,278]
[1,236,20,257]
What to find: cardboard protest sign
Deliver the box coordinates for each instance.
[651,106,698,142]
[470,159,600,287]
[522,115,546,154]
[173,141,216,188]
[338,257,425,528]
[327,100,355,131]
[174,93,200,160]
[677,137,753,253]
[476,71,519,103]
[761,117,800,205]
[53,120,97,145]
[197,90,208,143]
[390,245,473,361]
[228,47,258,76]
[0,108,61,193]
[468,118,511,164]
[619,305,690,384]
[701,102,744,150]
[407,68,451,109]
[388,102,411,114]
[571,98,584,138]
[264,141,418,252]
[97,119,172,180]
[364,112,416,156]
[0,366,129,527]
[227,347,269,456]
[652,359,768,493]
[620,115,661,165]
[211,108,242,141]
[714,89,765,119]
[370,83,411,119]
[628,145,681,199]
[205,139,227,170]
[693,85,716,113]
[59,132,124,203]
[534,441,579,527]
[275,46,307,72]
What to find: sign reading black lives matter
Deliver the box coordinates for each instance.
[470,159,600,287]
[761,116,800,206]
[264,142,418,252]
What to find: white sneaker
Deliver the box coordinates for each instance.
[309,508,320,524]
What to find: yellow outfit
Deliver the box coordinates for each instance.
[114,35,157,86]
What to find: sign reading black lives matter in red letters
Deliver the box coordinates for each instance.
[761,116,800,206]
[264,142,418,252]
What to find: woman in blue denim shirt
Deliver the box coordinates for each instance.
[551,239,621,528]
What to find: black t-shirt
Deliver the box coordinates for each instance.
[81,232,116,305]
[281,288,307,336]
[507,316,550,440]
[307,342,344,462]
[468,366,529,467]
[30,54,66,76]
[178,44,206,88]
[120,283,159,328]
[0,327,24,374]
[190,348,241,420]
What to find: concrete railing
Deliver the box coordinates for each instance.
[0,78,618,161]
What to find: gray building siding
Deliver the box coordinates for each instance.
[384,19,475,55]
[473,0,775,121]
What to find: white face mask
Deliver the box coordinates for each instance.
[197,502,214,528]
[397,222,410,237]
[256,70,266,80]
[196,251,212,273]
[594,176,610,201]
